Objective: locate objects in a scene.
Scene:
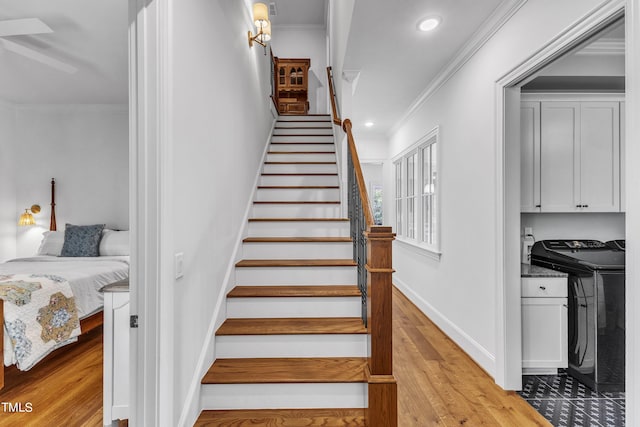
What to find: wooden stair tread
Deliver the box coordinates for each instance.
[274,126,333,129]
[264,161,336,164]
[202,357,367,384]
[236,259,356,267]
[216,317,367,335]
[248,217,348,222]
[227,285,360,298]
[271,134,334,137]
[268,152,335,154]
[270,142,334,145]
[261,173,338,176]
[195,408,366,427]
[253,201,340,204]
[257,185,340,189]
[243,237,351,243]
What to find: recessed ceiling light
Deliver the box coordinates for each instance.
[365,121,374,127]
[417,16,441,32]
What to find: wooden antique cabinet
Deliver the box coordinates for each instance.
[274,58,310,114]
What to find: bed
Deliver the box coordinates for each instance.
[0,179,129,389]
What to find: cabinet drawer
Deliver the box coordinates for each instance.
[521,277,567,297]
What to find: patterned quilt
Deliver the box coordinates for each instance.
[0,273,80,371]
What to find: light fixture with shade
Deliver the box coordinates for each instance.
[18,204,41,226]
[248,2,271,55]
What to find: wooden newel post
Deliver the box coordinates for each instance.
[365,225,397,427]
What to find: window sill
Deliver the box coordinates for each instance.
[395,237,442,261]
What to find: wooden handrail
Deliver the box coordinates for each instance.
[326,67,342,126]
[327,65,397,427]
[270,51,280,113]
[342,119,374,227]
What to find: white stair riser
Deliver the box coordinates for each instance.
[269,143,335,152]
[263,164,337,174]
[252,204,340,218]
[236,266,356,285]
[266,153,336,163]
[278,116,331,122]
[260,175,339,186]
[226,296,361,318]
[242,241,352,259]
[271,135,334,143]
[276,121,332,129]
[215,334,367,358]
[247,221,350,237]
[201,383,366,410]
[273,128,333,136]
[256,188,340,202]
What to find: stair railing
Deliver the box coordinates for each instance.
[327,66,397,427]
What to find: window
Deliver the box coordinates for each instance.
[393,128,440,255]
[394,161,403,235]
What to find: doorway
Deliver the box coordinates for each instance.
[494,1,637,420]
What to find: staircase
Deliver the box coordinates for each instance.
[195,115,368,426]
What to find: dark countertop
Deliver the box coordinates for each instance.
[521,263,568,278]
[101,278,130,293]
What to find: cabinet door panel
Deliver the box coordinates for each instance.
[521,102,541,212]
[540,102,580,212]
[522,297,568,369]
[620,102,625,212]
[580,102,620,212]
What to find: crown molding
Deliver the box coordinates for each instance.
[576,39,625,55]
[388,0,528,137]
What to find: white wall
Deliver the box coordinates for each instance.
[521,213,625,242]
[13,105,129,257]
[271,27,328,114]
[170,0,273,424]
[542,53,625,76]
[0,102,17,262]
[386,0,611,375]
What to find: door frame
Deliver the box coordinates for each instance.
[129,0,175,425]
[494,0,629,392]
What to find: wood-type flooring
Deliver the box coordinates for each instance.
[1,288,549,426]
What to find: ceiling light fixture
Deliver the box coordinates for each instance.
[417,16,441,32]
[365,122,374,127]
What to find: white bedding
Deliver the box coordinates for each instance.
[1,256,129,367]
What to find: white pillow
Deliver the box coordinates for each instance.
[37,231,65,256]
[99,229,130,256]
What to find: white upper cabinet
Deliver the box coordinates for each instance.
[521,102,541,212]
[579,102,620,212]
[521,95,622,213]
[540,102,581,212]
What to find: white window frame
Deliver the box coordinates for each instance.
[392,126,441,259]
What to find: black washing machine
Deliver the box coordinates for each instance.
[531,240,625,392]
[606,239,625,251]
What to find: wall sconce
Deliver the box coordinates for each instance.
[18,204,41,226]
[248,2,271,55]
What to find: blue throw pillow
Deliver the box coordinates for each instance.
[60,224,106,257]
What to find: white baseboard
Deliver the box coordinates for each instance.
[393,276,496,377]
[177,118,276,427]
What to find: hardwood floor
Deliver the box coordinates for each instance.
[0,326,117,427]
[392,286,550,426]
[1,288,549,426]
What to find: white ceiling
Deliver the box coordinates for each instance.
[269,0,327,28]
[344,0,507,137]
[0,0,128,105]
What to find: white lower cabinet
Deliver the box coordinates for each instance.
[521,277,568,374]
[103,282,130,426]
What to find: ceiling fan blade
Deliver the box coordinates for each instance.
[0,18,53,37]
[1,39,77,74]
